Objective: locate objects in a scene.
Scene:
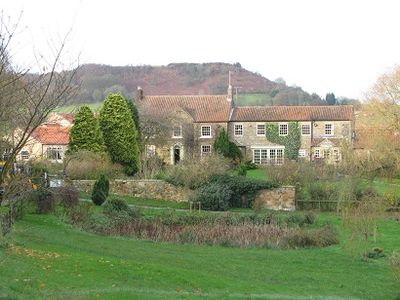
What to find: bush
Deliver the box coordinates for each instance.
[165,153,231,189]
[191,183,232,211]
[237,164,247,176]
[91,175,109,206]
[33,188,56,214]
[190,175,278,211]
[282,225,338,248]
[54,185,79,209]
[103,197,129,214]
[65,150,124,180]
[68,202,94,225]
[286,212,316,227]
[208,174,278,208]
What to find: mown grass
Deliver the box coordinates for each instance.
[80,192,188,210]
[235,93,273,106]
[0,212,399,299]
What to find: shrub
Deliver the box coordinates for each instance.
[65,150,124,180]
[103,197,130,214]
[91,175,109,206]
[208,174,278,208]
[237,164,247,176]
[165,153,231,189]
[191,183,232,211]
[214,128,242,162]
[282,225,338,248]
[32,188,56,214]
[54,185,79,209]
[367,247,385,259]
[68,202,94,225]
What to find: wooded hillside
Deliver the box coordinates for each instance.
[67,63,327,106]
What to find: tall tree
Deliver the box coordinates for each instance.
[325,93,337,105]
[68,106,104,153]
[125,98,141,145]
[367,65,400,131]
[99,93,140,175]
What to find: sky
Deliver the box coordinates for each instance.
[3,0,400,99]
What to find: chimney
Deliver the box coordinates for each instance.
[227,84,233,102]
[136,86,143,101]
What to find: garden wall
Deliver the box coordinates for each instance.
[73,179,190,202]
[73,180,295,210]
[254,186,295,211]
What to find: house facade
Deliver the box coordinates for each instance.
[137,86,355,165]
[137,87,231,164]
[16,113,73,163]
[19,124,70,162]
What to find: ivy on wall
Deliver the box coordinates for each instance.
[265,122,301,160]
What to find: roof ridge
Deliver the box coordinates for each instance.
[144,94,227,97]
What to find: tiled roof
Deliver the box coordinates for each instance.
[31,124,70,145]
[139,95,231,123]
[57,113,74,123]
[231,106,353,122]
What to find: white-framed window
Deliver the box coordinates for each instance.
[252,148,284,165]
[298,149,307,158]
[234,124,243,136]
[46,147,63,160]
[279,123,288,136]
[323,149,331,160]
[333,149,340,161]
[201,125,211,137]
[172,125,182,138]
[201,145,211,156]
[145,145,156,157]
[314,149,321,158]
[324,123,334,135]
[256,124,266,136]
[20,150,30,160]
[301,124,311,135]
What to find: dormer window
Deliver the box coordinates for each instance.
[172,126,182,138]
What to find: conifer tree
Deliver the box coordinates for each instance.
[214,128,242,161]
[68,106,104,153]
[99,93,140,175]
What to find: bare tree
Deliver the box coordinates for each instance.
[366,65,400,131]
[0,13,79,189]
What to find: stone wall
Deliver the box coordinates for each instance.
[73,179,190,202]
[73,179,295,211]
[254,186,295,211]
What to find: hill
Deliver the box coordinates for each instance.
[67,63,327,106]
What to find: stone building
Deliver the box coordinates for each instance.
[136,86,355,165]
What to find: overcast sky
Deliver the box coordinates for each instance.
[3,0,400,99]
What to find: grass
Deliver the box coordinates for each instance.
[80,192,188,210]
[235,93,273,106]
[0,212,399,299]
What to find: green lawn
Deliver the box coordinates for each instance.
[80,192,189,210]
[0,213,399,299]
[235,93,273,106]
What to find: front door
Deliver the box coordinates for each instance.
[174,146,180,164]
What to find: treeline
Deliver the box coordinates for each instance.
[61,63,359,107]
